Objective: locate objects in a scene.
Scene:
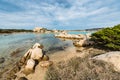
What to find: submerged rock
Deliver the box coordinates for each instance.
[10,48,24,57]
[0,57,5,64]
[92,51,120,72]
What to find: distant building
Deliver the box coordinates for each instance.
[33,27,47,33]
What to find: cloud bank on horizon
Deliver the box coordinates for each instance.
[0,0,120,30]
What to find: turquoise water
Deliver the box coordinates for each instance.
[0,33,73,57]
[0,33,72,72]
[0,31,92,74]
[0,31,95,57]
[68,31,95,35]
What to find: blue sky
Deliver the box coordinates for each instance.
[0,0,120,30]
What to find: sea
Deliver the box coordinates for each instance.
[0,31,94,57]
[0,31,94,74]
[0,33,73,57]
[68,31,95,35]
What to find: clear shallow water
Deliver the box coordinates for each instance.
[0,31,95,57]
[0,31,92,75]
[0,33,73,57]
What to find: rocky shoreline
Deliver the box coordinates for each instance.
[0,32,120,80]
[1,44,120,80]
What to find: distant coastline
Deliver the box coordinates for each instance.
[67,27,103,32]
[0,27,102,34]
[0,29,33,33]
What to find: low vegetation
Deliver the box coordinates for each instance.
[45,56,120,80]
[0,29,33,33]
[91,24,120,50]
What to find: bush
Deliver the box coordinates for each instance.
[91,24,120,50]
[45,57,120,80]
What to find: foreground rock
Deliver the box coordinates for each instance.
[92,51,120,72]
[19,43,48,75]
[21,59,35,75]
[13,43,53,80]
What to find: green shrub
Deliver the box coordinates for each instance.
[91,24,120,50]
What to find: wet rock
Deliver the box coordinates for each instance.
[0,57,5,64]
[18,77,28,80]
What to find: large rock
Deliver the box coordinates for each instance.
[92,51,120,72]
[22,59,35,75]
[23,43,44,62]
[0,57,5,64]
[73,39,87,47]
[55,33,84,39]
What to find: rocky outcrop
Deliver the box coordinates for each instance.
[73,39,94,47]
[0,43,53,80]
[92,51,120,72]
[73,34,94,47]
[55,32,94,47]
[55,33,84,39]
[14,43,53,79]
[19,43,47,74]
[22,43,44,62]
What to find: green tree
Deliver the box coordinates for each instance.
[91,24,120,50]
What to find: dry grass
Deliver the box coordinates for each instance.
[45,56,120,80]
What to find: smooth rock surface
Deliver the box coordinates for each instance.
[92,51,120,72]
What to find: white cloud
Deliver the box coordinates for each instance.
[0,0,120,29]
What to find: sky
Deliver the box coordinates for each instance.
[0,0,120,30]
